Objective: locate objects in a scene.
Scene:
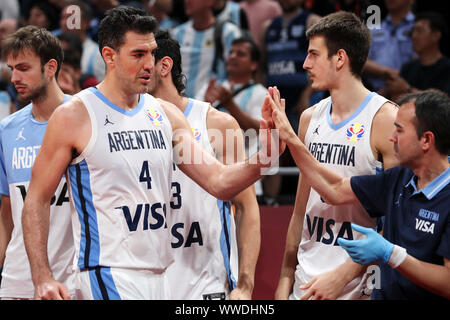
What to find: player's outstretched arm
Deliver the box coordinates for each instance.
[161,98,281,201]
[268,87,357,205]
[22,98,88,300]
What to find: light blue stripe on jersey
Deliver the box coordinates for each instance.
[217,199,237,291]
[89,267,121,300]
[326,92,376,130]
[187,31,206,98]
[68,159,100,269]
[230,3,241,26]
[184,98,195,117]
[236,85,254,113]
[87,87,144,116]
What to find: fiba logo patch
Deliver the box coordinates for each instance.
[346,123,365,142]
[191,128,201,141]
[146,108,164,126]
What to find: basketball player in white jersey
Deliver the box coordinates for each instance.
[21,7,280,300]
[0,26,74,299]
[149,30,260,300]
[274,12,399,300]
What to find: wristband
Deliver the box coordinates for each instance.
[387,245,407,268]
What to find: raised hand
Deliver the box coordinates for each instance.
[267,86,297,143]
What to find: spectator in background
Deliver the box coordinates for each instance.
[240,0,282,47]
[57,0,106,81]
[58,32,99,91]
[214,0,249,30]
[262,0,320,134]
[171,0,242,98]
[25,0,60,31]
[381,12,450,101]
[58,49,82,95]
[196,36,268,197]
[0,18,21,110]
[147,0,180,30]
[0,0,20,20]
[308,0,372,21]
[364,0,415,92]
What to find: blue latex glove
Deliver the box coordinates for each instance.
[337,223,394,265]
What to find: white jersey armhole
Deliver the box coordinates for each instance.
[70,91,98,165]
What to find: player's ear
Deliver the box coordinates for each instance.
[160,56,173,77]
[44,59,58,78]
[102,46,116,68]
[335,48,347,71]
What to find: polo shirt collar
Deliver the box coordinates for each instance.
[386,12,415,26]
[406,167,450,200]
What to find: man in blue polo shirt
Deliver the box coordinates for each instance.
[267,88,450,299]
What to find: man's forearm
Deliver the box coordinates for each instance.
[285,133,350,205]
[396,255,450,299]
[22,201,53,285]
[234,201,260,295]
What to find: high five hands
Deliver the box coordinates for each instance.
[262,86,298,145]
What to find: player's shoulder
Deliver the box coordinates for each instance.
[0,103,32,131]
[49,95,89,131]
[373,100,398,123]
[207,105,240,131]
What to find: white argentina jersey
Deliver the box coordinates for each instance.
[0,98,74,299]
[167,98,238,300]
[291,92,389,300]
[69,88,173,271]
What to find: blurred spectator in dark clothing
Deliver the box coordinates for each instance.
[381,12,450,101]
[25,0,60,31]
[364,0,415,92]
[57,32,99,92]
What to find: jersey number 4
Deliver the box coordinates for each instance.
[140,160,182,209]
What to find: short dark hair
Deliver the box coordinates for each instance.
[398,90,450,155]
[306,11,371,78]
[231,36,261,62]
[26,0,60,30]
[1,25,63,78]
[154,30,186,95]
[98,6,158,53]
[57,32,83,56]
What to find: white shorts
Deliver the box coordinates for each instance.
[74,267,171,300]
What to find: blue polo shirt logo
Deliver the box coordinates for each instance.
[415,209,439,234]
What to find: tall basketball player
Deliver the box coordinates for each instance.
[0,26,74,299]
[149,30,260,300]
[274,12,399,300]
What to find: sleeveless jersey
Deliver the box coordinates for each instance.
[0,97,74,298]
[166,98,238,300]
[265,9,310,110]
[291,92,389,300]
[68,88,173,271]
